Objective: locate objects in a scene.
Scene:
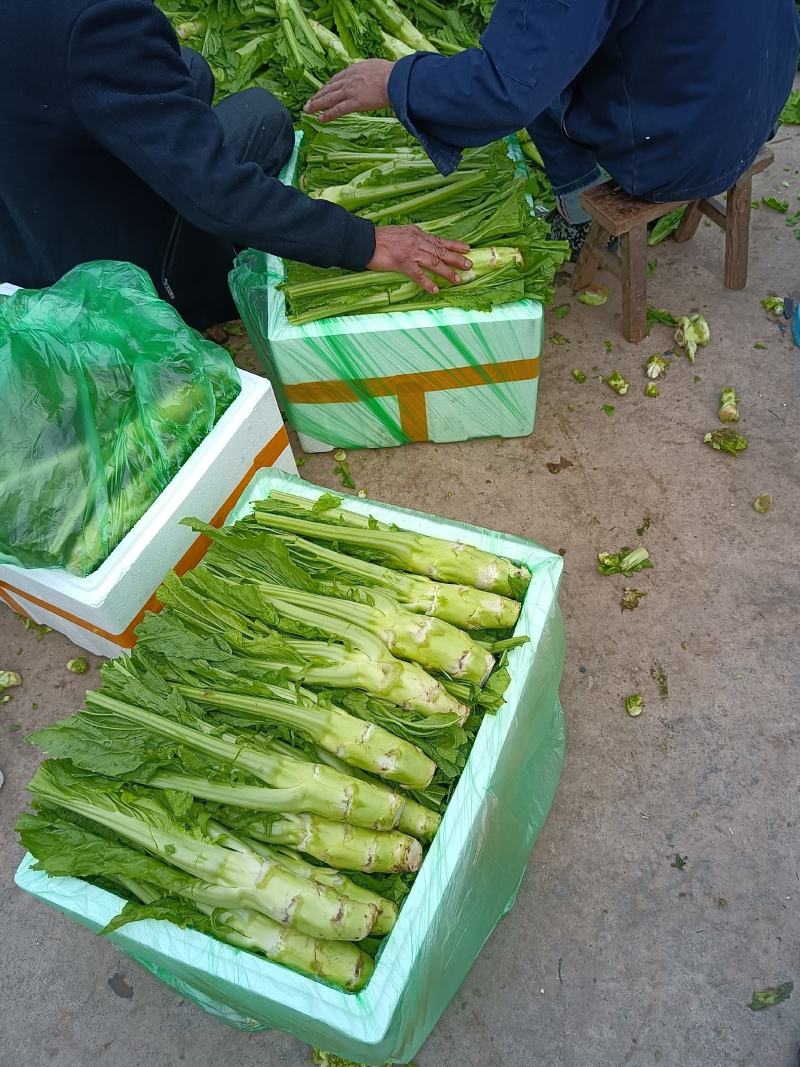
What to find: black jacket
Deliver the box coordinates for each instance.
[0,0,376,293]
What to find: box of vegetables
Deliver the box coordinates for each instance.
[15,470,565,1065]
[229,115,567,453]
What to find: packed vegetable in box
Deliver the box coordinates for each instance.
[17,489,532,993]
[275,115,567,324]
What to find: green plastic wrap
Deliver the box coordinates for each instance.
[0,260,240,576]
[15,469,565,1065]
[229,137,544,451]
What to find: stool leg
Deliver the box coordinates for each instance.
[724,175,752,289]
[620,222,648,343]
[674,202,703,243]
[571,221,606,292]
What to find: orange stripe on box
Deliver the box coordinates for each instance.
[0,425,291,648]
[283,357,540,442]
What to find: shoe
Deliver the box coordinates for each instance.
[545,211,592,261]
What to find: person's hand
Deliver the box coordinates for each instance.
[304,60,395,122]
[369,226,472,293]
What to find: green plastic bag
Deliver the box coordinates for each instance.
[0,261,240,576]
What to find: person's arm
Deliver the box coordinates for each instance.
[307,0,620,174]
[66,0,376,270]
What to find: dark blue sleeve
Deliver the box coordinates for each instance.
[66,0,376,270]
[388,0,620,174]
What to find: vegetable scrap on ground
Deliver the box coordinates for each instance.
[17,488,531,993]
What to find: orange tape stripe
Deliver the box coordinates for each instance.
[282,356,540,406]
[283,357,540,443]
[0,426,291,648]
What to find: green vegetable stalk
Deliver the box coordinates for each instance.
[30,692,416,834]
[157,571,470,722]
[241,839,399,934]
[704,429,748,456]
[264,529,522,630]
[254,491,531,598]
[214,808,424,872]
[27,761,378,941]
[17,809,374,991]
[177,683,435,790]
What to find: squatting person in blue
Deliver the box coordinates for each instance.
[305,0,800,255]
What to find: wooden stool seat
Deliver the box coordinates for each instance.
[571,147,774,342]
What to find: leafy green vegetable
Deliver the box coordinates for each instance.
[753,494,772,514]
[748,983,793,1011]
[761,196,789,213]
[0,670,21,691]
[620,588,647,611]
[17,807,375,990]
[761,295,785,316]
[718,388,739,423]
[644,383,659,398]
[67,657,89,675]
[604,370,629,395]
[253,490,531,598]
[553,304,571,319]
[571,369,587,383]
[597,547,652,576]
[780,89,800,124]
[578,285,609,306]
[333,449,356,490]
[704,429,748,456]
[674,315,710,362]
[647,207,686,246]
[26,760,381,942]
[601,404,615,417]
[644,353,670,379]
[647,306,678,330]
[625,694,644,717]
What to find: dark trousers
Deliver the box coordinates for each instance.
[162,48,293,330]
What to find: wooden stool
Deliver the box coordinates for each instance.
[571,147,774,342]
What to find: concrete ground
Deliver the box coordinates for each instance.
[2,131,799,1067]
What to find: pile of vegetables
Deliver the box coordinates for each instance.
[158,0,490,110]
[278,115,567,323]
[17,488,531,993]
[154,1,563,323]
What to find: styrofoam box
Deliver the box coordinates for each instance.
[231,137,545,454]
[15,469,566,1065]
[0,370,296,656]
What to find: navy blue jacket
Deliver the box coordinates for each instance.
[389,0,799,201]
[0,0,375,292]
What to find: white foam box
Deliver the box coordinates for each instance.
[229,139,544,455]
[0,370,296,657]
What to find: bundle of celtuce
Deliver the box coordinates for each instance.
[17,489,530,993]
[276,114,566,324]
[156,0,554,197]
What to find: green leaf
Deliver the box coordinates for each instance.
[578,285,609,306]
[748,982,793,1011]
[647,207,686,246]
[670,853,687,870]
[601,404,615,417]
[553,304,570,319]
[780,89,800,124]
[761,196,789,213]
